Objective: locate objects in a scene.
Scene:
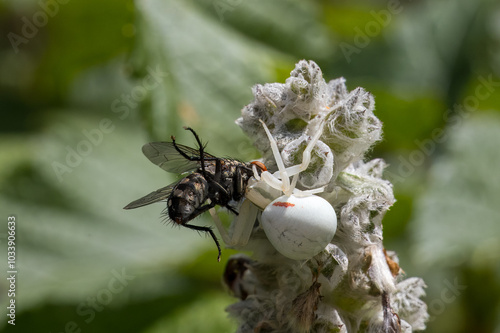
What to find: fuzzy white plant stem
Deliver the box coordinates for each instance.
[223,60,428,333]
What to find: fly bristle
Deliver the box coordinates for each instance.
[159,207,177,227]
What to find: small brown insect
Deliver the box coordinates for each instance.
[124,127,265,261]
[223,256,253,300]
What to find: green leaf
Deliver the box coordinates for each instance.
[410,112,500,269]
[143,292,237,333]
[129,0,334,148]
[35,0,135,103]
[0,112,224,312]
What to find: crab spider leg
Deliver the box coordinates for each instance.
[260,120,324,181]
[290,171,299,191]
[260,171,285,191]
[209,207,230,245]
[259,119,325,196]
[229,200,259,247]
[280,121,325,194]
[282,123,325,178]
[209,199,258,248]
[292,186,325,197]
[259,120,291,193]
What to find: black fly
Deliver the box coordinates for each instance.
[124,127,266,261]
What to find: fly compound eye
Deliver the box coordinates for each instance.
[260,194,337,260]
[169,197,195,222]
[179,199,195,216]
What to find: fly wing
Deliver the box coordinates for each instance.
[142,142,216,174]
[123,183,177,209]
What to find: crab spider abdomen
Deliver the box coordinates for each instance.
[260,194,337,260]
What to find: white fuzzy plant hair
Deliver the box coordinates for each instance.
[220,60,428,333]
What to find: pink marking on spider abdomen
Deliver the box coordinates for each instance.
[273,202,295,208]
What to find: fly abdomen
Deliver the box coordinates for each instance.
[168,173,209,224]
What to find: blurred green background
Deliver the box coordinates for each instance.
[1,0,500,332]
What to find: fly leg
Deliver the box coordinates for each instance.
[182,200,222,262]
[233,164,255,201]
[183,127,208,175]
[204,176,239,214]
[173,127,231,207]
[183,127,224,185]
[170,128,219,170]
[183,223,222,262]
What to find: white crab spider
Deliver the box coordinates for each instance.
[209,119,337,260]
[210,121,337,260]
[253,119,337,260]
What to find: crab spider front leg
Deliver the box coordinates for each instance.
[258,119,325,196]
[256,119,337,260]
[259,120,291,194]
[288,124,325,191]
[282,121,325,177]
[209,199,259,249]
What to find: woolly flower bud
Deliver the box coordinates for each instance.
[226,60,427,332]
[236,59,382,189]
